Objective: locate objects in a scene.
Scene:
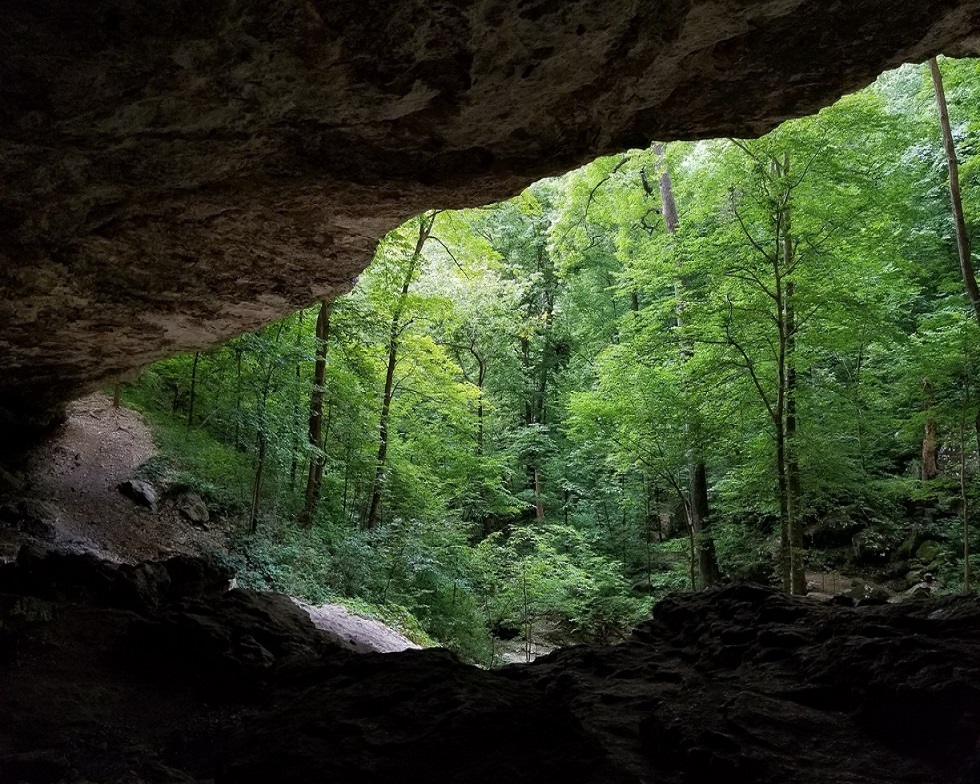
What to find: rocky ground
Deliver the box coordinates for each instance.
[0,394,420,659]
[1,546,978,784]
[0,393,226,564]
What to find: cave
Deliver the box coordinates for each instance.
[3,2,980,783]
[3,0,980,432]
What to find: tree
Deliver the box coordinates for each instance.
[300,300,332,527]
[366,211,438,530]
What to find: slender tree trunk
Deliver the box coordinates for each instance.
[534,468,544,521]
[366,329,399,530]
[690,461,720,587]
[300,301,332,527]
[248,324,284,535]
[774,254,791,592]
[187,352,200,427]
[112,383,122,408]
[366,213,436,529]
[476,356,486,457]
[960,400,972,594]
[249,432,266,534]
[656,141,722,588]
[234,347,243,450]
[930,58,980,328]
[782,155,806,596]
[786,279,805,595]
[922,380,939,480]
[342,442,352,521]
[289,310,305,492]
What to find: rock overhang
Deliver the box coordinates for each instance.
[2,0,980,438]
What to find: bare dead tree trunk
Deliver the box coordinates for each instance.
[930,58,980,329]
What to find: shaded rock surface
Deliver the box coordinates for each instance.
[294,598,421,654]
[1,549,978,783]
[3,1,980,432]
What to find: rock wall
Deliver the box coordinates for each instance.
[3,0,980,428]
[1,548,978,783]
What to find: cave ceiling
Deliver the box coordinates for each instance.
[3,0,980,427]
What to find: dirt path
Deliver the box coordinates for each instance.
[20,392,227,562]
[5,393,420,654]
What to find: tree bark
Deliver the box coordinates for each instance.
[786,282,806,595]
[248,324,284,534]
[366,213,436,529]
[655,141,722,588]
[690,460,720,588]
[922,380,939,480]
[300,300,332,527]
[288,310,305,492]
[930,58,980,328]
[187,352,200,427]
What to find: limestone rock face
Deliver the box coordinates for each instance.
[3,0,980,426]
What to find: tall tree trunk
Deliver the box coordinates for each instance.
[187,352,200,427]
[690,461,720,587]
[922,380,939,480]
[774,227,791,593]
[930,58,980,328]
[300,300,332,527]
[248,324,285,535]
[234,347,243,450]
[781,152,806,596]
[960,399,972,594]
[786,280,806,595]
[534,468,545,521]
[112,383,122,408]
[249,432,266,534]
[288,310,305,492]
[656,141,721,588]
[366,213,436,529]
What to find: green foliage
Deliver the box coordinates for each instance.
[476,525,651,646]
[124,59,980,669]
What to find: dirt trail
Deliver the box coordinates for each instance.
[20,392,226,562]
[6,393,421,654]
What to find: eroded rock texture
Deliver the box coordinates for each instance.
[3,1,980,426]
[1,548,978,783]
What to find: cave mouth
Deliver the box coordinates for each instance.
[3,3,980,774]
[9,56,972,665]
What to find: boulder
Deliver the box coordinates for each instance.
[176,491,209,526]
[915,539,941,563]
[118,479,158,512]
[844,583,890,604]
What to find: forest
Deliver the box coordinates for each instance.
[123,58,980,663]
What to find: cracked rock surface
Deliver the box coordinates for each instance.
[3,1,980,428]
